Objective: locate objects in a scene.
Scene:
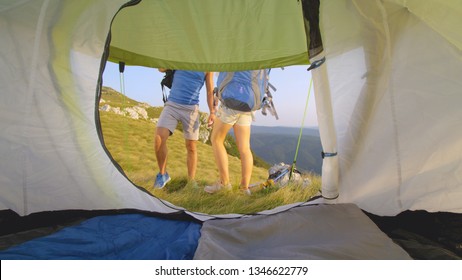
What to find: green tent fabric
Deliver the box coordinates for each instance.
[109,0,312,71]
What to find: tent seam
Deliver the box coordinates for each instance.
[378,1,404,210]
[23,0,51,215]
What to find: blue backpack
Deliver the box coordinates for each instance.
[217,70,270,112]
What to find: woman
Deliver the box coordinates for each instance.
[204,70,269,195]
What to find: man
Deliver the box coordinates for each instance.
[154,69,215,189]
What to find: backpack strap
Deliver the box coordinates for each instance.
[261,81,279,120]
[250,70,264,110]
[160,70,175,103]
[217,72,234,103]
[160,84,168,103]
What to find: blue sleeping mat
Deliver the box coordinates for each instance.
[0,213,201,260]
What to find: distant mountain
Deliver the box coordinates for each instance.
[231,125,323,175]
[251,125,320,137]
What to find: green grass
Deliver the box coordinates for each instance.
[99,87,321,215]
[148,176,321,215]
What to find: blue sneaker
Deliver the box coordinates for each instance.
[154,172,171,189]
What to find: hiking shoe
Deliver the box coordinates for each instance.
[186,179,199,189]
[204,182,232,194]
[240,188,252,196]
[154,172,171,189]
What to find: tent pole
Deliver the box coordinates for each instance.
[119,61,126,96]
[311,53,339,200]
[118,61,132,170]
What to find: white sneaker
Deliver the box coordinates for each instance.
[204,182,232,194]
[240,188,252,196]
[186,179,199,189]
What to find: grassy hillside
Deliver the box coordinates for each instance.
[99,86,321,214]
[100,86,163,118]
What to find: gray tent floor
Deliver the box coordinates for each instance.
[194,203,412,259]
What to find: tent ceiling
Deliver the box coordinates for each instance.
[108,0,311,71]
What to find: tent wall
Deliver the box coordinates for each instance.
[0,0,311,217]
[320,0,462,215]
[0,0,178,215]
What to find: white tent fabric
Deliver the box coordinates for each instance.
[311,52,339,200]
[319,0,462,215]
[0,0,461,220]
[0,0,177,215]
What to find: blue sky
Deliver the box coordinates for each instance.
[102,62,318,127]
